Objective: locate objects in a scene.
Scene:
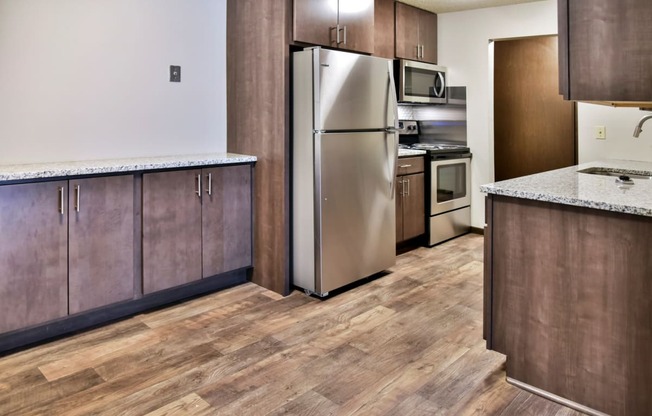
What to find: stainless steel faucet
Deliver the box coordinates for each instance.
[633,114,652,137]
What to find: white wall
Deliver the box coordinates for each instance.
[577,104,652,163]
[0,0,227,165]
[438,0,558,228]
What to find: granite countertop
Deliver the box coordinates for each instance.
[480,159,652,217]
[0,153,257,182]
[398,149,427,157]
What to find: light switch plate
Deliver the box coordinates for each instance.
[170,65,181,82]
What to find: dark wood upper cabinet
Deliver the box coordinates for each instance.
[0,182,68,334]
[395,2,437,64]
[293,0,338,48]
[68,175,135,314]
[373,0,395,59]
[294,0,375,54]
[418,9,438,64]
[558,0,652,101]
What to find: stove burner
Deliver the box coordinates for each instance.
[410,143,466,151]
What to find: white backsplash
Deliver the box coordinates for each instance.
[398,104,466,121]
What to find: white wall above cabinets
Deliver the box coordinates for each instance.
[0,0,227,165]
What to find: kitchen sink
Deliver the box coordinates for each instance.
[577,167,652,180]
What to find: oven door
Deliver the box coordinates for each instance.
[431,157,471,215]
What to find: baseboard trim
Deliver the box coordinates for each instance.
[470,226,484,235]
[0,268,249,356]
[507,377,609,416]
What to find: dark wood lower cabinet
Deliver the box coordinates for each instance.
[396,157,425,244]
[0,162,254,353]
[485,194,652,416]
[143,170,203,294]
[0,181,68,333]
[143,165,254,293]
[202,165,253,277]
[68,175,135,314]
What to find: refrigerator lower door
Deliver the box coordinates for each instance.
[315,131,397,294]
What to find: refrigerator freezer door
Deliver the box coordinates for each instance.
[315,131,397,294]
[314,49,397,132]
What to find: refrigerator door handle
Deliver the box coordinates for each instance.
[387,61,399,129]
[386,60,399,199]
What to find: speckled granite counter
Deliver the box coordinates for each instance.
[0,153,257,182]
[398,149,427,157]
[480,159,652,217]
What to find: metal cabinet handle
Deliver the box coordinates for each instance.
[406,178,410,196]
[206,173,212,196]
[195,174,202,197]
[399,164,412,168]
[58,186,65,215]
[331,24,341,45]
[74,185,80,212]
[341,25,347,45]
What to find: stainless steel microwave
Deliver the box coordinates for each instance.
[395,59,447,104]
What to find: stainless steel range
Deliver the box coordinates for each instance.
[399,117,471,246]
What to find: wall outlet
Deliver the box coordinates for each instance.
[169,65,181,82]
[595,125,606,140]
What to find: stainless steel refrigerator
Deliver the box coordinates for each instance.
[293,47,399,297]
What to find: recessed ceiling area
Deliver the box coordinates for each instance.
[398,0,546,14]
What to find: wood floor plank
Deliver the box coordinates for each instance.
[138,283,268,328]
[143,393,214,416]
[26,343,223,416]
[0,319,151,379]
[1,368,105,415]
[0,235,582,415]
[266,389,339,416]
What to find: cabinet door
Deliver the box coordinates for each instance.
[419,10,438,64]
[395,2,420,60]
[294,0,339,47]
[374,0,395,59]
[561,0,652,101]
[395,177,404,243]
[338,0,375,54]
[68,176,134,314]
[202,165,253,277]
[0,182,68,333]
[143,170,202,294]
[402,172,425,240]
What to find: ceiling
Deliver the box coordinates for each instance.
[398,0,545,14]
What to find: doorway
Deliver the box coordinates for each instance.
[493,35,576,182]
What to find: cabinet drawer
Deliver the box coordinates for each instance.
[397,157,424,175]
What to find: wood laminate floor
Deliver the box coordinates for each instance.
[0,234,582,415]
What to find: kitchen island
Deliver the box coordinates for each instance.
[481,160,652,416]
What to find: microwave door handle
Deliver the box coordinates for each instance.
[435,72,446,98]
